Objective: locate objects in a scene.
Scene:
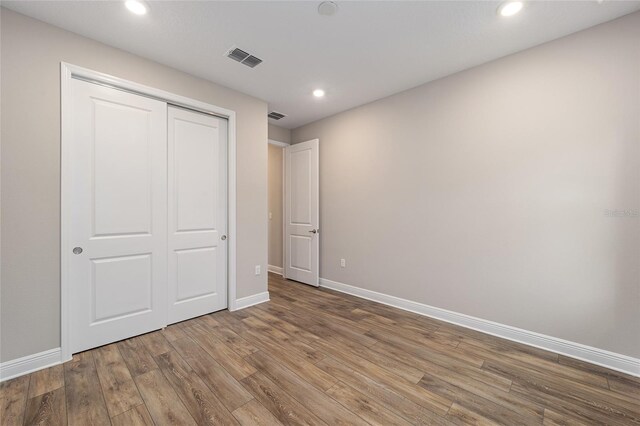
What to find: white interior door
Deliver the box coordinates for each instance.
[68,79,168,353]
[168,106,228,323]
[284,139,319,286]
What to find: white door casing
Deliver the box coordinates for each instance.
[68,79,168,353]
[168,106,228,323]
[284,139,320,286]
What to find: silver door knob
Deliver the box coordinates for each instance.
[73,247,83,255]
[309,229,318,234]
[221,235,227,240]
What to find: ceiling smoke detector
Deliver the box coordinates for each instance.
[226,47,263,68]
[318,1,338,16]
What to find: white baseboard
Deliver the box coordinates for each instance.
[234,291,270,311]
[0,348,63,382]
[319,277,640,378]
[268,265,283,275]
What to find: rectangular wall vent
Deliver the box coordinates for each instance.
[268,111,286,120]
[226,47,263,68]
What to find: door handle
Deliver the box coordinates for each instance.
[309,229,318,234]
[221,235,227,241]
[73,247,83,255]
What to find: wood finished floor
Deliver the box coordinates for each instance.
[2,273,639,425]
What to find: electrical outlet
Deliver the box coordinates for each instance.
[269,212,272,220]
[340,258,346,268]
[255,265,261,275]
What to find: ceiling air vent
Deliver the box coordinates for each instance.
[226,47,263,68]
[268,111,287,120]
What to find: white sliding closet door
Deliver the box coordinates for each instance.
[167,106,228,323]
[68,79,168,353]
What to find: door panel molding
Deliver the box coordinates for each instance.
[61,62,238,363]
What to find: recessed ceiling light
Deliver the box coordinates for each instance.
[313,89,325,98]
[125,0,148,15]
[498,1,524,17]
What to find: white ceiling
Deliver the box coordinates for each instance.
[4,1,640,128]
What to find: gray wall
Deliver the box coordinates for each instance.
[0,9,268,362]
[268,123,291,144]
[292,12,640,357]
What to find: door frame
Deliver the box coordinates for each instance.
[60,62,238,362]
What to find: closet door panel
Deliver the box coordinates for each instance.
[168,106,228,323]
[68,79,168,353]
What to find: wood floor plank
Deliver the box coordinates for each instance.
[557,355,640,396]
[241,322,327,365]
[0,374,30,426]
[251,305,322,345]
[69,351,92,364]
[162,324,188,342]
[214,310,253,335]
[446,402,497,426]
[232,399,285,426]
[190,321,259,358]
[316,356,453,425]
[28,364,64,398]
[355,309,460,349]
[366,327,485,368]
[455,341,609,390]
[291,304,378,348]
[185,326,257,380]
[542,408,589,426]
[246,350,369,426]
[117,337,158,377]
[139,330,174,356]
[484,360,640,424]
[134,369,197,425]
[365,334,514,396]
[110,404,154,426]
[197,313,222,328]
[310,330,424,384]
[241,316,326,363]
[93,343,143,417]
[63,353,111,426]
[325,381,412,426]
[510,381,624,426]
[458,331,559,363]
[240,328,336,391]
[313,345,454,416]
[418,372,543,425]
[608,375,640,396]
[155,350,239,425]
[171,337,254,411]
[23,387,67,426]
[240,372,326,426]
